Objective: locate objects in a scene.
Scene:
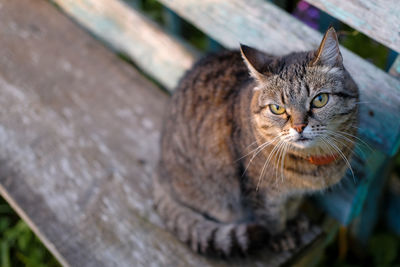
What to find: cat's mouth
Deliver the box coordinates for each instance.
[297,137,310,141]
[292,136,314,148]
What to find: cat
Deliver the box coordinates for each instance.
[153,27,359,256]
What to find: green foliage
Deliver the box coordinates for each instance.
[317,230,400,267]
[0,197,60,267]
[368,233,400,267]
[393,152,400,175]
[138,0,165,24]
[340,30,390,70]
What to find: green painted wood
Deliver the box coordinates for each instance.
[157,0,400,156]
[52,0,199,90]
[305,0,400,53]
[164,8,182,36]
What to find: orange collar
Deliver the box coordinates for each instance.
[308,154,338,165]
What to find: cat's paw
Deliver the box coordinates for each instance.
[268,231,299,252]
[287,214,322,244]
[291,213,311,234]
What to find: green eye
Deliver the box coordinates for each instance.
[312,93,329,108]
[269,104,286,115]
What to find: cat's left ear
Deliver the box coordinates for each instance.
[240,44,271,83]
[312,27,343,67]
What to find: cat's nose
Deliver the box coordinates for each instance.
[293,123,307,133]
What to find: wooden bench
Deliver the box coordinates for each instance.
[0,0,398,266]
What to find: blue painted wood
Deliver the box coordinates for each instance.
[350,155,390,244]
[389,54,400,78]
[317,10,340,33]
[164,8,182,35]
[386,50,398,72]
[123,0,140,9]
[206,37,223,52]
[386,191,400,236]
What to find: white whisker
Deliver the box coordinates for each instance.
[240,135,282,177]
[257,139,286,190]
[280,141,290,184]
[322,136,356,183]
[275,140,286,185]
[324,130,366,160]
[335,130,373,152]
[236,135,281,162]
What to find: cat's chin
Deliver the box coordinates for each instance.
[290,138,317,150]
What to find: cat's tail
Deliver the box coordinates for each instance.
[153,180,268,256]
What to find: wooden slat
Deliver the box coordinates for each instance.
[0,0,320,265]
[305,0,400,53]
[156,0,400,156]
[52,0,198,90]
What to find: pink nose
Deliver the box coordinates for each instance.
[293,123,307,133]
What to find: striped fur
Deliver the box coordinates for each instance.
[153,28,359,256]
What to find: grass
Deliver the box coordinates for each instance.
[0,197,60,267]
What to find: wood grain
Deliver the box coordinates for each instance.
[157,0,400,156]
[305,0,400,53]
[52,0,198,90]
[0,0,319,265]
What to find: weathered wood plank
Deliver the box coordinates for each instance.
[0,0,319,266]
[305,0,400,53]
[52,0,198,90]
[156,0,400,156]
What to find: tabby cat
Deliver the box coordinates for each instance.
[153,27,359,256]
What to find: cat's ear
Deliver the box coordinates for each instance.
[312,27,343,67]
[240,44,270,83]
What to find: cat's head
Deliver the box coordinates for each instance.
[241,27,358,154]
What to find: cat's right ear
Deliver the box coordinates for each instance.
[311,27,343,67]
[240,44,270,84]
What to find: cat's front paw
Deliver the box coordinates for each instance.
[268,231,299,252]
[268,214,314,252]
[291,213,310,234]
[287,214,321,245]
